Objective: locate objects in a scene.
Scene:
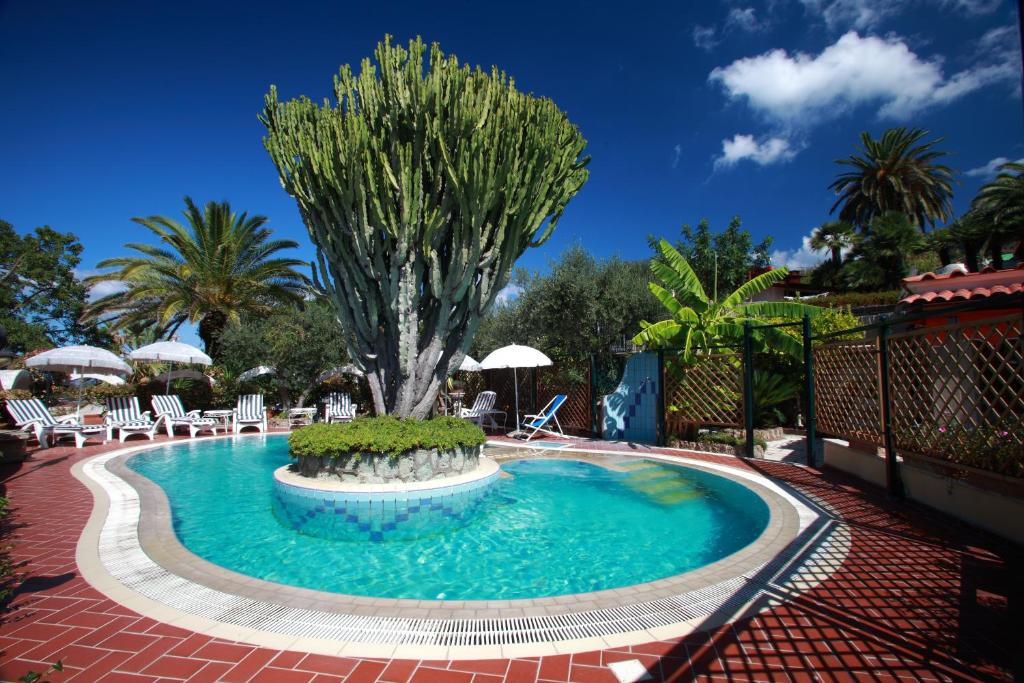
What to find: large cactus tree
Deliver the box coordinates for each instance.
[260,36,589,418]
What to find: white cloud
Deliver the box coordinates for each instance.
[800,0,1002,30]
[75,268,128,302]
[495,284,523,305]
[692,25,719,51]
[726,7,768,32]
[770,232,832,269]
[671,144,682,168]
[715,134,797,169]
[709,31,1018,124]
[965,156,1024,178]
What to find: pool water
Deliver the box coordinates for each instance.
[127,437,770,601]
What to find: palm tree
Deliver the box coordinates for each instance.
[829,128,954,232]
[632,239,821,361]
[971,161,1024,265]
[809,220,854,267]
[841,212,925,290]
[83,197,310,359]
[948,215,989,272]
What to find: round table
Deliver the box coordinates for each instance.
[203,410,234,429]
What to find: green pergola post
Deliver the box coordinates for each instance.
[802,314,816,467]
[743,321,755,459]
[878,323,903,498]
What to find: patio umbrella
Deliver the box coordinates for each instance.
[238,365,277,382]
[27,345,132,416]
[129,341,212,393]
[70,372,126,386]
[316,364,365,383]
[480,344,552,432]
[458,355,483,372]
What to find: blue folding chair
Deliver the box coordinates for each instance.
[521,394,568,440]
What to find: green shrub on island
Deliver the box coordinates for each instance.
[288,416,486,460]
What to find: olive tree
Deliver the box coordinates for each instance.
[261,36,589,417]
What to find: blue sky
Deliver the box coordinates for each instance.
[2,0,1021,330]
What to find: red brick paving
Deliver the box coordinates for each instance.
[0,433,1018,682]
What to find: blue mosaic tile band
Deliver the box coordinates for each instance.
[602,352,658,443]
[272,471,500,542]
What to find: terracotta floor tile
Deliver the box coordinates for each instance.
[295,653,360,676]
[345,659,388,683]
[379,659,420,683]
[141,655,209,680]
[410,668,473,683]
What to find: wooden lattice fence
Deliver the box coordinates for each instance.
[456,363,592,435]
[813,341,882,445]
[663,354,741,434]
[888,316,1023,471]
[813,315,1023,477]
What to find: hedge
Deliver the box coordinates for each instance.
[808,290,903,309]
[288,416,487,459]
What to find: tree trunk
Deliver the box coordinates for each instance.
[198,311,228,361]
[988,239,1004,270]
[831,247,842,267]
[964,243,980,272]
[937,246,951,267]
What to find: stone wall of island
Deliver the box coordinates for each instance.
[292,444,482,484]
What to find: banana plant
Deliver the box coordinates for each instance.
[633,239,822,361]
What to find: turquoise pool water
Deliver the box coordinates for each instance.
[127,436,770,600]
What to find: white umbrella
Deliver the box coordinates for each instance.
[480,344,552,431]
[316,364,365,383]
[458,355,482,372]
[27,345,132,416]
[130,341,211,393]
[70,372,126,386]
[238,365,277,382]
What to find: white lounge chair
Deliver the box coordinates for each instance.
[324,392,357,423]
[5,398,106,448]
[460,391,506,429]
[521,394,568,440]
[105,396,162,442]
[233,394,267,433]
[151,395,218,438]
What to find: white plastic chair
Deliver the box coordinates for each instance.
[324,392,357,423]
[151,395,218,438]
[104,396,162,443]
[5,398,105,448]
[233,394,267,433]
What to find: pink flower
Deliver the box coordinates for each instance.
[938,426,947,433]
[998,431,1009,437]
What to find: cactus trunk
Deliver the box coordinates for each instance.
[260,36,588,416]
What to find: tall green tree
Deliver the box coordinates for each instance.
[829,128,954,231]
[656,217,773,299]
[840,212,925,290]
[633,240,820,361]
[971,161,1024,265]
[0,221,104,351]
[260,36,589,417]
[82,198,309,360]
[472,245,664,365]
[809,220,854,267]
[217,301,351,408]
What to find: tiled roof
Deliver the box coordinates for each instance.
[903,262,1024,283]
[901,282,1024,304]
[901,263,1024,305]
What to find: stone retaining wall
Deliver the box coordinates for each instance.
[293,444,482,484]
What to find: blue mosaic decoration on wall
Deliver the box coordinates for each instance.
[272,472,499,542]
[602,352,658,444]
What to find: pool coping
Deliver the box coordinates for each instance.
[73,433,849,660]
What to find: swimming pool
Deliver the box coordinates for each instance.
[127,437,770,601]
